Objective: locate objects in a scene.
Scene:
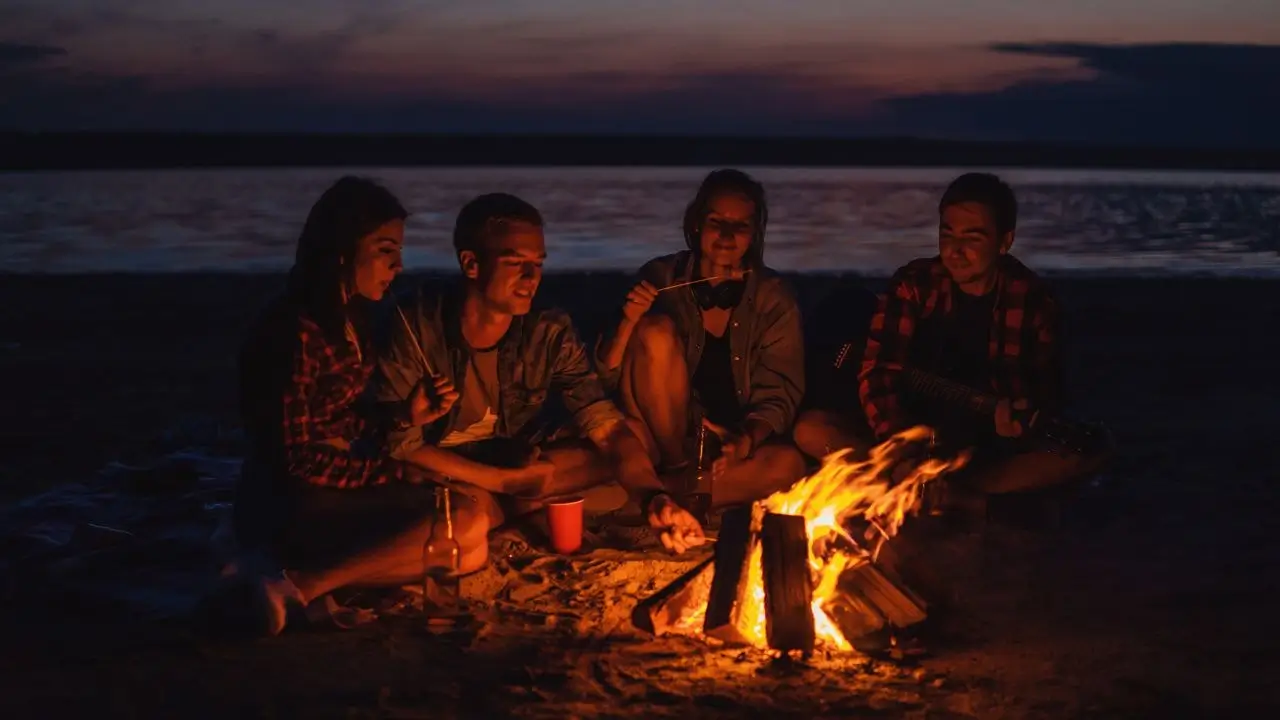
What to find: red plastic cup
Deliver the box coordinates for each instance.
[546,496,585,554]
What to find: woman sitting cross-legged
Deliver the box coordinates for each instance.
[233,176,483,635]
[594,169,808,510]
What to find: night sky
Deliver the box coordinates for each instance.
[2,0,1278,147]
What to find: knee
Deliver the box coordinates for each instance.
[792,409,841,459]
[452,505,492,574]
[451,503,492,551]
[458,542,489,575]
[631,314,680,358]
[764,444,808,484]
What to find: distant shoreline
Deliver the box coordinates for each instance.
[4,133,1280,172]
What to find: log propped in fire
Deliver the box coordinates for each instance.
[631,556,714,637]
[702,505,754,644]
[822,559,928,647]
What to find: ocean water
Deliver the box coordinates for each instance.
[2,166,1279,276]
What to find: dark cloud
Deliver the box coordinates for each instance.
[0,63,876,134]
[0,42,66,68]
[0,2,223,38]
[885,42,1280,148]
[0,36,1277,148]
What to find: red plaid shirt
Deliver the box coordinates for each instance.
[858,255,1063,440]
[281,314,405,488]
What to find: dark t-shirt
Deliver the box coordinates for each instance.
[692,329,742,427]
[909,288,997,446]
[945,289,997,389]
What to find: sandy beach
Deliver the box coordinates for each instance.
[1,271,1278,718]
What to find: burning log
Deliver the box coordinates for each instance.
[631,556,714,636]
[834,559,927,630]
[822,578,886,643]
[702,505,755,644]
[759,512,815,655]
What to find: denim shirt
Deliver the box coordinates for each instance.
[601,251,806,436]
[377,281,624,459]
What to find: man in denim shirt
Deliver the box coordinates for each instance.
[595,170,807,509]
[378,193,703,554]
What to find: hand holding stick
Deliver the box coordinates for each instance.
[659,269,752,293]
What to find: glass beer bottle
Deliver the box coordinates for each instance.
[422,486,461,622]
[685,423,713,526]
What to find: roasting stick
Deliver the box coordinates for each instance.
[395,305,436,376]
[659,269,752,292]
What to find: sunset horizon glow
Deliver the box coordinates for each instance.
[2,1,1278,145]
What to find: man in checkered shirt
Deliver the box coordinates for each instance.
[794,173,1110,522]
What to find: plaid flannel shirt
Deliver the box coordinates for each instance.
[858,255,1063,440]
[280,314,404,488]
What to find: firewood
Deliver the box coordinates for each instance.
[838,560,927,629]
[759,512,815,654]
[702,504,756,644]
[822,580,886,644]
[631,556,714,636]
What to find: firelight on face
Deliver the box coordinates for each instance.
[939,201,1008,290]
[475,220,546,316]
[699,193,755,270]
[351,218,405,301]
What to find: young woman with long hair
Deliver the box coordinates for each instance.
[234,176,483,635]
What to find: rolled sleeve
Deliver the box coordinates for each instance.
[548,311,624,435]
[744,281,805,436]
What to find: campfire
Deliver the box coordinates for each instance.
[635,426,970,655]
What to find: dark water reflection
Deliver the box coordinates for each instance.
[2,167,1278,275]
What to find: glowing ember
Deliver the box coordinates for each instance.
[673,426,970,651]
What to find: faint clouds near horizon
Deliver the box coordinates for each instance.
[0,1,1279,145]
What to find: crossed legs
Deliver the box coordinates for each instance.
[619,315,805,507]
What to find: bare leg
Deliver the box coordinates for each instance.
[624,417,661,467]
[792,408,875,462]
[710,443,808,508]
[619,315,691,468]
[508,441,619,515]
[540,441,614,497]
[288,495,492,604]
[940,446,1112,530]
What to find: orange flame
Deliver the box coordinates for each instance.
[723,426,969,651]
